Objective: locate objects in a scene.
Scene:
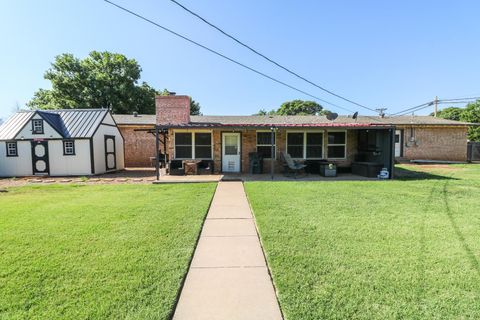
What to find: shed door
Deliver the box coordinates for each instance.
[31,140,49,175]
[105,135,116,171]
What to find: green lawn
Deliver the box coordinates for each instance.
[0,183,215,320]
[245,165,480,319]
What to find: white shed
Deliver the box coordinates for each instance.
[0,109,124,177]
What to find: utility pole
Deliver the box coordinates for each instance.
[375,108,387,118]
[434,96,438,117]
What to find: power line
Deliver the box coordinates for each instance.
[438,100,476,105]
[392,104,435,117]
[390,96,480,117]
[438,96,480,102]
[167,0,377,113]
[103,0,361,115]
[389,101,434,116]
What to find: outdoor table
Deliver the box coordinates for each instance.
[183,160,201,175]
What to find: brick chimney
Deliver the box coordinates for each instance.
[156,95,191,125]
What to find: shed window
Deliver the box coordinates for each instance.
[328,131,346,159]
[32,119,44,134]
[6,142,18,157]
[287,131,323,159]
[174,132,212,159]
[63,140,75,155]
[256,131,276,158]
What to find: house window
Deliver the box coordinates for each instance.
[32,119,44,134]
[63,140,75,155]
[256,131,276,158]
[194,132,212,159]
[174,132,212,159]
[306,132,323,158]
[6,142,18,157]
[327,131,347,159]
[175,133,193,159]
[287,132,304,158]
[286,131,323,159]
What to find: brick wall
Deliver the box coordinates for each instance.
[212,129,358,174]
[165,128,363,174]
[213,130,222,173]
[398,125,468,161]
[119,125,165,167]
[156,95,190,125]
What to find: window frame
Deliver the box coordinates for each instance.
[63,140,76,156]
[174,130,213,160]
[327,130,347,160]
[256,130,276,159]
[32,119,44,134]
[285,130,324,160]
[306,131,324,159]
[194,132,213,160]
[6,141,18,157]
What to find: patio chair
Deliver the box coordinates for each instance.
[281,152,307,178]
[168,160,185,175]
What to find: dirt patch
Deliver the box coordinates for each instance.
[0,168,158,188]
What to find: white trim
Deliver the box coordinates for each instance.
[326,130,347,160]
[285,130,324,160]
[173,130,213,160]
[256,130,276,159]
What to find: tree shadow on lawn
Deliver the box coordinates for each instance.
[394,166,458,181]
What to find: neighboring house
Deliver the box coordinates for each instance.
[114,95,471,177]
[0,109,124,177]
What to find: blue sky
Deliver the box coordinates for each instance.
[1,0,479,120]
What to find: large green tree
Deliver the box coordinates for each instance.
[434,107,463,121]
[28,51,201,115]
[460,101,480,141]
[254,100,327,116]
[436,100,480,141]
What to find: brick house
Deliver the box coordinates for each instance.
[113,95,471,177]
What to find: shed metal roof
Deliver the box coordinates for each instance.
[0,109,109,140]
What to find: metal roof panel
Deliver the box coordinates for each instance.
[0,109,110,140]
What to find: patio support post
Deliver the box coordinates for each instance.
[270,127,275,180]
[163,130,167,162]
[389,128,395,179]
[155,125,160,181]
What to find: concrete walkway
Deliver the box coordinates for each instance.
[173,181,283,320]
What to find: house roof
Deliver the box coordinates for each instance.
[113,114,156,125]
[113,114,472,127]
[0,109,110,140]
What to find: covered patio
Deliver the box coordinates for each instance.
[151,124,396,180]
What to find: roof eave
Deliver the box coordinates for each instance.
[155,123,395,129]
